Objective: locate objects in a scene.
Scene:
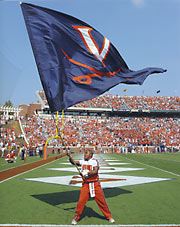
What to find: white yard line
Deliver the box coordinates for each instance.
[122,156,180,177]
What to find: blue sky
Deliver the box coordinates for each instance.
[0,0,180,106]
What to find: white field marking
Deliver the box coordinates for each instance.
[0,159,58,184]
[57,162,73,165]
[123,156,180,177]
[0,224,180,226]
[107,162,130,165]
[23,174,171,188]
[58,162,131,166]
[46,167,145,174]
[60,155,127,167]
[98,174,171,188]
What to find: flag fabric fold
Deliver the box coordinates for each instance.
[21,3,166,112]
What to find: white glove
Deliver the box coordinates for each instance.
[82,170,89,177]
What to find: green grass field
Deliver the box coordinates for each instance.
[0,153,61,172]
[0,152,180,225]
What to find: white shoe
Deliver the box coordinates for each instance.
[72,219,77,225]
[109,218,115,223]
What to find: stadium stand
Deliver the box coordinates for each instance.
[36,90,180,111]
[0,124,21,158]
[1,91,180,158]
[122,96,180,111]
[19,115,180,153]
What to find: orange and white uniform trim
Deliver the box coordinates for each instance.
[73,158,112,222]
[79,158,99,183]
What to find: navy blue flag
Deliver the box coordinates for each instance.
[21,3,166,112]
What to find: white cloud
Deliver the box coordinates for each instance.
[131,0,145,8]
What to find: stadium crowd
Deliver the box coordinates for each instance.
[0,126,22,158]
[1,94,180,158]
[122,96,180,111]
[37,91,180,111]
[18,115,180,153]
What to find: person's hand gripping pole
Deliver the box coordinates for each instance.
[66,151,85,180]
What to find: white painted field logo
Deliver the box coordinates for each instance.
[24,154,172,188]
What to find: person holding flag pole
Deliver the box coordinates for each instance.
[67,150,115,225]
[53,115,115,224]
[51,112,109,225]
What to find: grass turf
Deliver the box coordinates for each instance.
[0,153,180,225]
[0,153,61,172]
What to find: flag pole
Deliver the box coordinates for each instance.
[61,109,64,138]
[56,111,58,136]
[51,111,82,177]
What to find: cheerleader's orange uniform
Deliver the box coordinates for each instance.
[73,158,112,222]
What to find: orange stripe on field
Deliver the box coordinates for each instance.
[0,154,66,182]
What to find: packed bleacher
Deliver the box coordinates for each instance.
[1,93,180,157]
[122,96,180,111]
[19,115,180,153]
[0,122,22,158]
[36,90,180,111]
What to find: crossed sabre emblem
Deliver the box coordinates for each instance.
[61,26,121,84]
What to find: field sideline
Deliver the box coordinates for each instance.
[0,154,67,182]
[0,152,180,226]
